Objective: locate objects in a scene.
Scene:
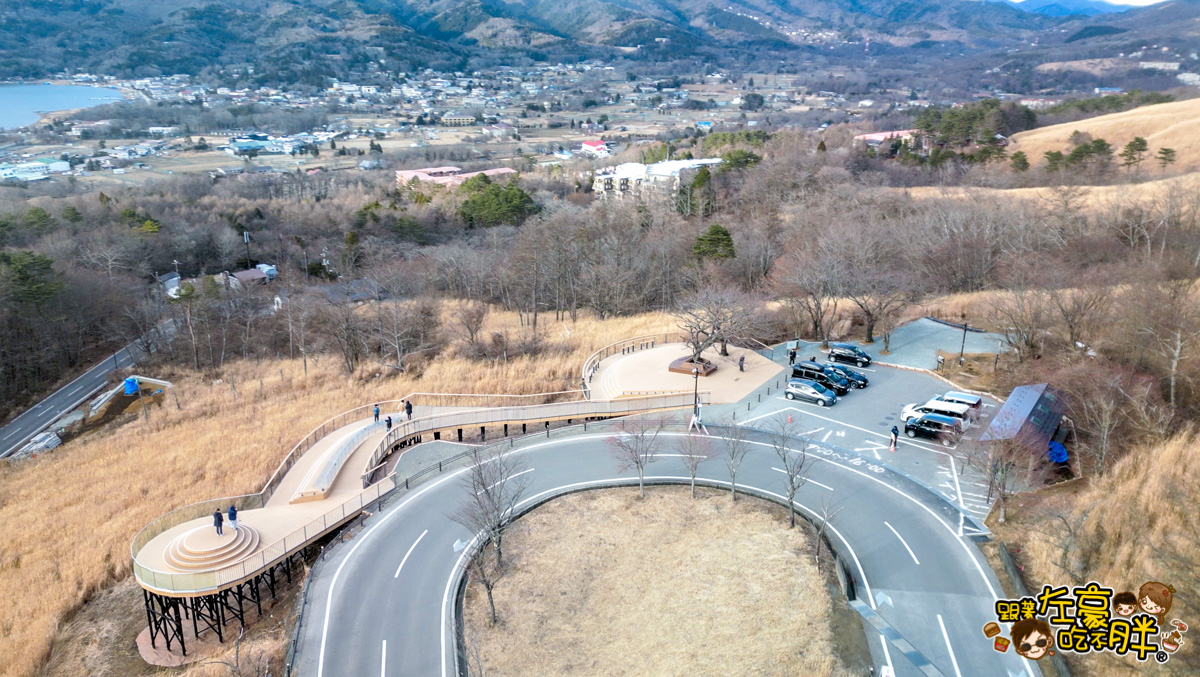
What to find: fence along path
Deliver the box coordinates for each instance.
[131,391,704,597]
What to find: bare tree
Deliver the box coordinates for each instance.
[721,420,752,501]
[320,297,366,374]
[673,432,715,498]
[1136,281,1200,408]
[987,286,1052,360]
[606,417,666,499]
[812,494,844,575]
[467,542,504,626]
[984,439,1054,523]
[1031,503,1101,586]
[771,249,844,347]
[451,300,490,345]
[453,445,531,568]
[768,417,811,528]
[1047,282,1111,350]
[673,287,757,363]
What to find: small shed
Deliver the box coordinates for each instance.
[979,383,1067,455]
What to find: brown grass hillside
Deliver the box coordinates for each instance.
[902,174,1200,214]
[0,309,676,677]
[990,430,1200,676]
[1008,98,1200,172]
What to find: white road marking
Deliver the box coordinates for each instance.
[821,430,832,442]
[317,465,474,677]
[394,530,429,579]
[381,640,387,677]
[938,613,963,677]
[803,427,824,436]
[477,468,534,495]
[884,521,920,565]
[771,467,833,491]
[880,634,895,676]
[959,491,991,499]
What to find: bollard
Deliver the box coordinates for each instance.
[758,394,761,402]
[457,428,463,442]
[545,421,550,437]
[480,426,486,441]
[748,401,751,411]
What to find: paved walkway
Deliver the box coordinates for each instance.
[790,317,1007,370]
[590,343,783,402]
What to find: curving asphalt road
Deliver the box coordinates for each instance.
[293,428,1039,677]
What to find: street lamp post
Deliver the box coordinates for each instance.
[959,314,969,365]
[692,367,699,418]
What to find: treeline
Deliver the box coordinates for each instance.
[3,130,1200,471]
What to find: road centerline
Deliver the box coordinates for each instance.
[394,530,429,579]
[883,521,920,565]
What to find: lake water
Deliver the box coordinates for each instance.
[0,84,128,131]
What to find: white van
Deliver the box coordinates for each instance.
[936,391,983,419]
[900,399,972,430]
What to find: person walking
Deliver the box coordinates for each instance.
[373,404,380,422]
[738,354,745,372]
[890,425,900,453]
[213,509,224,536]
[385,415,392,432]
[405,399,413,420]
[788,349,796,366]
[228,505,239,533]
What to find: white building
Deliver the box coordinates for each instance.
[592,158,725,201]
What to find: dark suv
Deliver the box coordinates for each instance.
[827,343,872,367]
[791,361,851,395]
[903,413,962,447]
[824,363,868,389]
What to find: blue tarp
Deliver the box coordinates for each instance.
[1047,441,1068,464]
[124,377,139,395]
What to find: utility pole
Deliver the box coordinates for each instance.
[959,314,969,365]
[243,231,251,268]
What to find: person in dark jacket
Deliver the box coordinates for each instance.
[890,425,900,452]
[738,355,745,372]
[405,399,413,420]
[228,505,239,532]
[788,349,796,366]
[385,416,392,432]
[213,509,224,536]
[373,404,380,422]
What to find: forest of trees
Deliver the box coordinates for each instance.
[2,129,1200,480]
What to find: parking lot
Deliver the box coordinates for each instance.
[708,359,1000,522]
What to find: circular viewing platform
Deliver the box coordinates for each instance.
[163,526,261,572]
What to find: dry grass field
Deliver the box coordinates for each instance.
[989,430,1200,676]
[0,308,677,677]
[901,173,1200,215]
[1008,98,1200,172]
[462,488,863,677]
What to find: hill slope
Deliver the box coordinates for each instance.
[0,0,1064,81]
[1008,97,1200,171]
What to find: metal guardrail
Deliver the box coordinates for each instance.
[580,331,687,399]
[360,392,707,488]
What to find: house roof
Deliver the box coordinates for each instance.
[979,383,1066,453]
[232,269,268,284]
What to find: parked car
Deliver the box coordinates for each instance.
[784,379,838,406]
[824,363,868,389]
[936,391,982,418]
[791,361,851,395]
[827,342,872,367]
[900,399,972,429]
[904,413,962,447]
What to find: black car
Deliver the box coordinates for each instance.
[824,363,868,389]
[827,343,872,367]
[791,361,851,395]
[784,379,838,406]
[903,413,962,447]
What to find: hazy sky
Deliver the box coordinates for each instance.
[1009,0,1170,4]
